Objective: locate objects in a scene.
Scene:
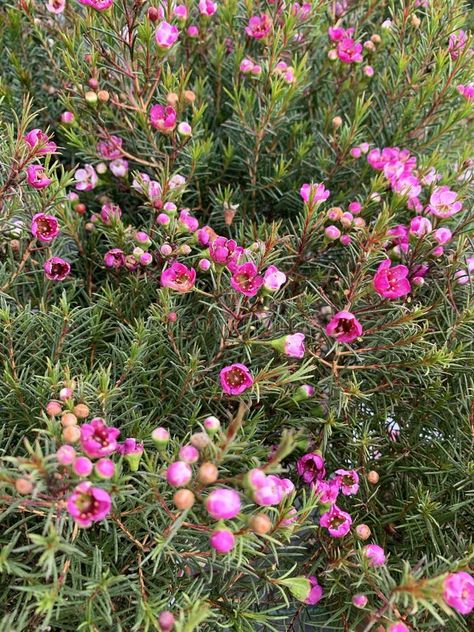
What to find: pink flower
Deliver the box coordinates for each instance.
[352,594,368,608]
[155,21,179,49]
[46,0,66,13]
[206,488,241,519]
[178,209,199,232]
[328,26,353,42]
[373,259,411,299]
[434,227,452,245]
[297,453,325,484]
[210,528,235,553]
[304,576,323,605]
[448,30,467,60]
[326,311,363,344]
[334,469,359,495]
[109,159,128,177]
[230,262,264,297]
[104,248,126,269]
[79,0,114,9]
[97,136,123,160]
[443,571,474,615]
[263,265,286,291]
[409,216,432,237]
[150,104,177,133]
[24,129,57,154]
[80,417,120,458]
[95,458,116,479]
[299,182,330,204]
[67,481,111,527]
[199,0,217,16]
[158,612,175,632]
[209,237,244,269]
[457,83,474,101]
[312,479,340,504]
[166,461,192,486]
[320,504,352,537]
[427,186,463,218]
[75,164,98,191]
[388,624,409,632]
[337,37,363,63]
[44,257,71,281]
[220,363,253,395]
[31,213,59,242]
[245,14,272,39]
[100,203,122,224]
[363,543,386,566]
[179,444,199,463]
[56,445,76,465]
[26,165,52,189]
[271,333,305,358]
[73,456,93,477]
[161,262,196,293]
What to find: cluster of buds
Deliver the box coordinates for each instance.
[324,203,365,246]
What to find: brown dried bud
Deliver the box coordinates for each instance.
[166,92,179,107]
[190,432,210,449]
[98,90,110,103]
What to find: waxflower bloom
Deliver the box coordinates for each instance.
[230,262,264,297]
[155,21,179,49]
[26,165,51,189]
[24,129,57,154]
[209,237,244,269]
[44,257,71,281]
[373,259,411,299]
[46,0,66,12]
[31,213,59,242]
[270,333,305,358]
[210,528,235,553]
[443,571,474,615]
[117,438,144,471]
[388,624,409,632]
[297,453,325,484]
[199,0,217,16]
[220,363,253,395]
[75,164,98,191]
[300,182,330,205]
[80,417,120,458]
[427,186,463,218]
[78,0,114,9]
[245,14,272,39]
[150,104,177,133]
[334,469,359,495]
[320,504,352,537]
[161,262,196,293]
[313,478,340,505]
[206,488,241,520]
[305,576,323,605]
[97,136,123,160]
[448,30,467,60]
[66,481,112,528]
[109,159,128,178]
[263,265,286,291]
[337,37,363,63]
[363,543,386,566]
[326,311,363,344]
[104,249,126,269]
[166,461,192,486]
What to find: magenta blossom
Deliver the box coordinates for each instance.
[150,104,177,133]
[206,488,241,520]
[24,129,57,154]
[104,248,126,269]
[26,165,52,189]
[31,213,59,242]
[166,461,192,486]
[44,257,71,281]
[210,528,235,553]
[300,182,330,205]
[304,576,324,605]
[100,203,122,225]
[66,481,112,528]
[78,0,114,9]
[312,479,340,505]
[209,236,244,269]
[297,452,325,484]
[80,417,120,459]
[443,571,474,615]
[230,262,264,297]
[320,504,352,537]
[75,164,98,191]
[271,333,305,358]
[97,136,123,160]
[427,186,463,218]
[326,311,363,344]
[199,0,217,16]
[457,84,474,101]
[363,543,386,566]
[336,37,363,63]
[220,363,253,395]
[155,21,179,49]
[245,14,272,39]
[161,262,196,293]
[448,30,467,60]
[373,259,411,299]
[334,469,359,495]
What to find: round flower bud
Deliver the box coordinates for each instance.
[184,90,196,103]
[325,225,341,241]
[332,116,343,129]
[173,489,195,510]
[157,213,170,225]
[88,78,99,90]
[203,416,220,435]
[59,387,74,401]
[74,404,90,419]
[198,462,218,484]
[74,203,87,215]
[198,258,211,271]
[85,91,98,106]
[152,427,170,447]
[190,432,210,449]
[328,49,338,61]
[355,524,371,540]
[206,488,240,520]
[15,478,33,495]
[367,470,379,484]
[177,122,192,137]
[60,111,75,124]
[250,513,272,534]
[352,594,368,608]
[63,425,81,443]
[96,162,107,175]
[166,461,192,487]
[73,456,93,477]
[61,412,78,428]
[46,401,62,417]
[147,6,160,21]
[56,445,76,465]
[158,610,175,631]
[340,234,351,246]
[411,14,421,28]
[179,244,191,255]
[179,444,200,463]
[166,92,179,107]
[95,458,115,479]
[371,34,381,44]
[97,90,110,103]
[210,529,235,554]
[167,312,177,323]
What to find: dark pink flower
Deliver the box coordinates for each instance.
[326,311,363,344]
[155,21,179,49]
[150,104,177,133]
[26,165,52,189]
[245,14,272,39]
[230,262,264,297]
[373,259,411,299]
[66,481,111,528]
[161,262,196,293]
[337,37,363,63]
[297,453,325,484]
[209,236,244,269]
[210,528,236,553]
[363,543,386,566]
[31,213,59,242]
[448,30,467,60]
[320,504,352,537]
[44,257,71,281]
[312,479,340,505]
[443,571,474,615]
[24,129,57,154]
[100,203,122,224]
[78,0,114,9]
[220,363,253,395]
[300,182,330,204]
[97,135,123,160]
[334,469,359,495]
[104,248,126,269]
[80,417,120,458]
[304,576,323,605]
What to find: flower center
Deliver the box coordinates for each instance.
[226,368,245,387]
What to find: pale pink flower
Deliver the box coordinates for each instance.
[427,186,463,218]
[155,21,179,49]
[161,262,196,293]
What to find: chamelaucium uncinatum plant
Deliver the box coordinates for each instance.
[0,0,473,630]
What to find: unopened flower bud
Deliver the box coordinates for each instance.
[46,401,62,417]
[198,462,218,484]
[147,6,160,21]
[15,478,33,495]
[184,90,196,104]
[355,523,371,540]
[173,489,195,510]
[152,427,170,447]
[332,116,343,129]
[59,387,74,401]
[74,404,90,419]
[367,470,379,484]
[250,513,272,534]
[98,90,110,103]
[371,33,381,44]
[203,416,220,435]
[88,78,99,90]
[56,444,76,465]
[95,458,115,479]
[190,432,210,449]
[411,14,421,28]
[60,111,74,124]
[85,91,98,106]
[63,425,81,443]
[158,610,175,631]
[166,92,179,107]
[61,412,78,427]
[73,456,93,477]
[352,594,368,608]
